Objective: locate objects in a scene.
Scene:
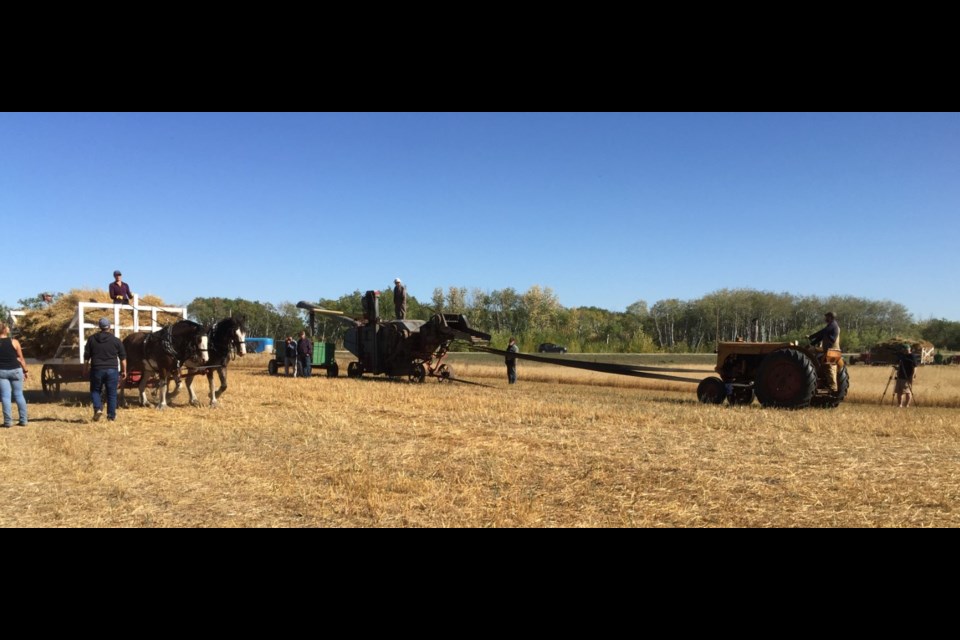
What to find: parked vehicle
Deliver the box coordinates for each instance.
[537,343,567,353]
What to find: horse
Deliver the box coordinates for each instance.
[183,316,246,407]
[122,320,210,409]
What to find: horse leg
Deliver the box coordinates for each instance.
[155,372,168,410]
[207,370,218,407]
[215,367,228,399]
[168,369,182,399]
[138,374,150,407]
[186,372,202,407]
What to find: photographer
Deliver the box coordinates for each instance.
[894,344,917,408]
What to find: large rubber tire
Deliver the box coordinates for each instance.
[836,364,850,402]
[347,361,363,378]
[267,360,278,376]
[754,348,818,409]
[697,376,726,404]
[813,364,850,408]
[327,362,339,378]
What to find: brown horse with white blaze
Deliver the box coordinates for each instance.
[183,316,246,407]
[123,320,210,409]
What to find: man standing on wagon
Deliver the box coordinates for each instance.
[109,270,134,305]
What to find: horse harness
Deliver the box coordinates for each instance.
[143,322,208,370]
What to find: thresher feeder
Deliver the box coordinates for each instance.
[297,290,491,383]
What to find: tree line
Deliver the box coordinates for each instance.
[5,288,960,353]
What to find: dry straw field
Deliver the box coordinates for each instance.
[2,352,960,528]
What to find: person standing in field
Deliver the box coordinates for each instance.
[82,317,127,422]
[0,322,29,428]
[284,336,298,377]
[393,278,407,320]
[109,270,134,305]
[297,331,313,378]
[808,311,840,393]
[505,337,519,384]
[895,344,918,408]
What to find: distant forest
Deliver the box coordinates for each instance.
[181,286,960,353]
[7,287,960,353]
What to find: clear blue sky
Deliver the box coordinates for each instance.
[2,112,958,320]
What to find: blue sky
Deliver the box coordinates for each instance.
[2,112,958,320]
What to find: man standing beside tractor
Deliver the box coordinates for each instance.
[808,311,841,393]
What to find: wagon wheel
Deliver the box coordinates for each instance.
[327,362,339,378]
[41,365,62,399]
[268,360,278,376]
[437,364,453,383]
[347,361,363,378]
[409,362,427,384]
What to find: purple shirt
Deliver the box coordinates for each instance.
[109,281,132,303]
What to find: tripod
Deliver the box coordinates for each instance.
[880,366,896,405]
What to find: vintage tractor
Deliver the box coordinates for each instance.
[697,341,850,409]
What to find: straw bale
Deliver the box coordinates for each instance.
[870,336,936,365]
[16,289,183,359]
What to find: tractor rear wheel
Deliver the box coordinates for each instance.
[754,348,817,409]
[697,376,726,404]
[812,364,850,408]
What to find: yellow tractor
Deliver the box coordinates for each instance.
[697,341,849,409]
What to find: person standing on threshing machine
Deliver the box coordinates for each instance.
[393,278,407,320]
[808,311,840,393]
[505,337,519,385]
[895,344,918,408]
[109,270,134,305]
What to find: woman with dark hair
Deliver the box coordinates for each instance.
[0,322,29,427]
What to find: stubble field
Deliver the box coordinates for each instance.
[2,353,959,527]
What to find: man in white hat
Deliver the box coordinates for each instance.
[393,278,407,320]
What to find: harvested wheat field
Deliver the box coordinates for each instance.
[2,353,959,528]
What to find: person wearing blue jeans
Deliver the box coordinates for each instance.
[297,331,313,378]
[82,318,127,422]
[0,322,29,427]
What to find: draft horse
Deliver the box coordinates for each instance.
[183,316,246,407]
[123,320,210,409]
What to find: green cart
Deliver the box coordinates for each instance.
[268,341,339,377]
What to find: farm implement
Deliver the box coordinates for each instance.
[475,339,850,409]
